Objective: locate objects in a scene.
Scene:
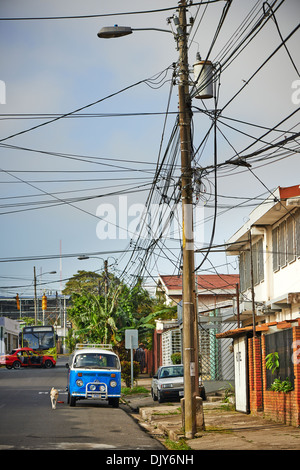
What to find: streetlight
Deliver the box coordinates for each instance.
[97,0,201,438]
[33,268,57,324]
[78,256,117,295]
[97,25,172,39]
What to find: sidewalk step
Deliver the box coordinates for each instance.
[206,396,223,402]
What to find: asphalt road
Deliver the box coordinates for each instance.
[0,356,164,451]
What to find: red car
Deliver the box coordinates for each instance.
[0,347,56,369]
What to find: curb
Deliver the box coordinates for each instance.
[138,405,184,442]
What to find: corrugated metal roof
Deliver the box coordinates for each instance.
[216,319,300,339]
[159,274,239,292]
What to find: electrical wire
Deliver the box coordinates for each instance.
[0,66,174,144]
[0,2,225,21]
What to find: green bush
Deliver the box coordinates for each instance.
[270,377,293,393]
[121,361,140,387]
[171,352,181,364]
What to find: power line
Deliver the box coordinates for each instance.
[0,2,226,21]
[0,67,173,144]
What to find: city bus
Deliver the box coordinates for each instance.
[19,325,58,360]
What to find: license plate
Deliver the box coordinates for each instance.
[179,391,184,396]
[92,394,98,398]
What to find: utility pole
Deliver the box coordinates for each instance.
[96,0,201,438]
[177,0,198,439]
[104,259,108,296]
[33,266,37,324]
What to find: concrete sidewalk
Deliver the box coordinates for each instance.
[123,376,300,450]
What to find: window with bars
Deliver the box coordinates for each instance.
[265,329,294,390]
[272,209,300,272]
[239,238,264,292]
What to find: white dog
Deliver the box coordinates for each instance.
[50,387,59,409]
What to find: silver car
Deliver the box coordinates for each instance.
[151,364,206,403]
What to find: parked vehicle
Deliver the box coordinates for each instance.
[0,347,56,369]
[66,344,121,408]
[151,364,206,403]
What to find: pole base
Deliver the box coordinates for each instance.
[181,396,205,438]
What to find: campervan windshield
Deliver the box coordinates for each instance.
[73,352,120,370]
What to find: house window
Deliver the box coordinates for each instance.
[239,238,264,292]
[253,238,264,285]
[272,226,279,271]
[287,216,296,263]
[265,329,294,390]
[272,208,300,272]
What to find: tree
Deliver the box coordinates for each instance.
[65,271,178,350]
[67,291,120,345]
[63,269,121,296]
[116,279,177,347]
[62,270,102,296]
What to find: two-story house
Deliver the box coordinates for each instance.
[218,185,300,426]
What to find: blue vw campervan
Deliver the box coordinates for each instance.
[67,344,121,407]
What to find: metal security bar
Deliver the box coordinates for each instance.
[199,308,236,381]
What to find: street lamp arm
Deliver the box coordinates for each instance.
[132,27,172,34]
[97,25,172,39]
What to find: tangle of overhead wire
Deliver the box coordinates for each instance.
[0,2,226,21]
[263,1,300,77]
[122,0,299,282]
[0,66,175,144]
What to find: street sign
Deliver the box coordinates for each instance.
[125,329,138,350]
[125,329,138,389]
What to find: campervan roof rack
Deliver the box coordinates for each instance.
[75,343,113,351]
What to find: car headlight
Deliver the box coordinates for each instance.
[76,379,84,387]
[161,383,173,389]
[89,384,97,391]
[110,380,117,387]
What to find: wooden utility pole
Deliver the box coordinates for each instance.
[178,0,198,439]
[33,266,37,324]
[104,259,108,295]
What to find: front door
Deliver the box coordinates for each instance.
[234,336,249,413]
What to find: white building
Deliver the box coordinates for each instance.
[226,185,300,324]
[220,185,300,423]
[0,317,20,355]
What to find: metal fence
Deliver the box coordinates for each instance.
[162,307,237,381]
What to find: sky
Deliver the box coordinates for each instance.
[0,0,299,299]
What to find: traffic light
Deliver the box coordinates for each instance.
[16,294,20,310]
[42,294,47,311]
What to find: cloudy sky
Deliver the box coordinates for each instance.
[0,0,299,298]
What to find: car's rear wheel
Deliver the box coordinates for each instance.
[6,365,12,370]
[44,359,53,369]
[13,361,21,369]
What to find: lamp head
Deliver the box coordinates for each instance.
[97,25,133,39]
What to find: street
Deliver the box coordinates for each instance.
[0,357,164,451]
